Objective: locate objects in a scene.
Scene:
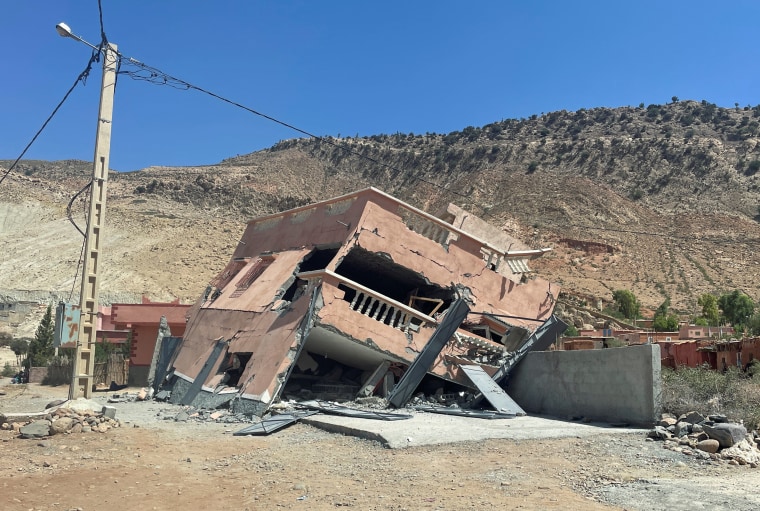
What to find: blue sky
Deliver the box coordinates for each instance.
[2,1,760,171]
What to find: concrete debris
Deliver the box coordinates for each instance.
[648,411,759,467]
[152,405,256,425]
[60,398,104,414]
[136,387,154,401]
[101,405,117,419]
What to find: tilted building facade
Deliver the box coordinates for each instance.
[168,188,560,415]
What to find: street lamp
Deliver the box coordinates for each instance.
[57,22,118,400]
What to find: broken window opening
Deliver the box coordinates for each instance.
[283,352,364,402]
[299,245,341,272]
[335,247,456,324]
[281,246,340,304]
[461,324,505,345]
[408,374,474,407]
[220,352,252,387]
[281,278,308,303]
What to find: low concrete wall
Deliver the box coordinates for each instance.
[507,344,661,426]
[28,367,47,384]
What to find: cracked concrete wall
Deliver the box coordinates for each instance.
[337,197,558,323]
[506,344,662,426]
[172,188,561,413]
[172,286,314,403]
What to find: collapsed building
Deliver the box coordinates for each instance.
[166,188,562,416]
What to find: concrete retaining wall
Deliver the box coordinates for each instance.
[507,344,661,426]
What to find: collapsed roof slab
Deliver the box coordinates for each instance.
[168,188,561,416]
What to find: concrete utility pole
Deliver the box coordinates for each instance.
[56,23,118,399]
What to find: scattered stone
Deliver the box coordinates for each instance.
[703,423,747,449]
[174,411,190,422]
[721,439,760,466]
[674,422,690,437]
[20,420,51,439]
[659,417,677,428]
[648,426,672,440]
[51,417,75,435]
[696,439,720,453]
[680,411,705,425]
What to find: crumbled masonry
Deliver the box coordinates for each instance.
[165,188,560,416]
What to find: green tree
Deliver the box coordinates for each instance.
[747,312,760,336]
[698,293,720,325]
[652,298,679,331]
[612,289,640,321]
[10,338,28,366]
[653,313,680,331]
[718,290,755,329]
[26,304,55,368]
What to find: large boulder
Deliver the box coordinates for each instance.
[50,417,75,435]
[19,420,51,439]
[703,423,747,448]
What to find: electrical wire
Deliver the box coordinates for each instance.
[68,238,87,302]
[66,180,92,237]
[116,55,469,199]
[0,50,100,186]
[97,0,108,47]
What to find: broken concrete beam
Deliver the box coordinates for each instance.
[0,411,52,425]
[358,360,391,397]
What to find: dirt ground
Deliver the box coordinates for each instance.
[2,380,760,511]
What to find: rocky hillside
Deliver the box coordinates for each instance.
[2,99,759,319]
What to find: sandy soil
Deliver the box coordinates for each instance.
[0,347,20,371]
[2,381,760,511]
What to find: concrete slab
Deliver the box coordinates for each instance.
[302,411,645,449]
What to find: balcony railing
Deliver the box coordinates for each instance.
[398,206,454,246]
[296,269,437,333]
[297,270,510,356]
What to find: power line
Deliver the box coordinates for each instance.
[0,50,100,186]
[66,181,92,237]
[115,55,469,199]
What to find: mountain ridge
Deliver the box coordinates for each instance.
[2,99,759,320]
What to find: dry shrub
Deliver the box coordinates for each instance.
[661,366,760,430]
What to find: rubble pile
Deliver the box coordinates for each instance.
[648,411,760,467]
[1,406,120,439]
[163,406,254,424]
